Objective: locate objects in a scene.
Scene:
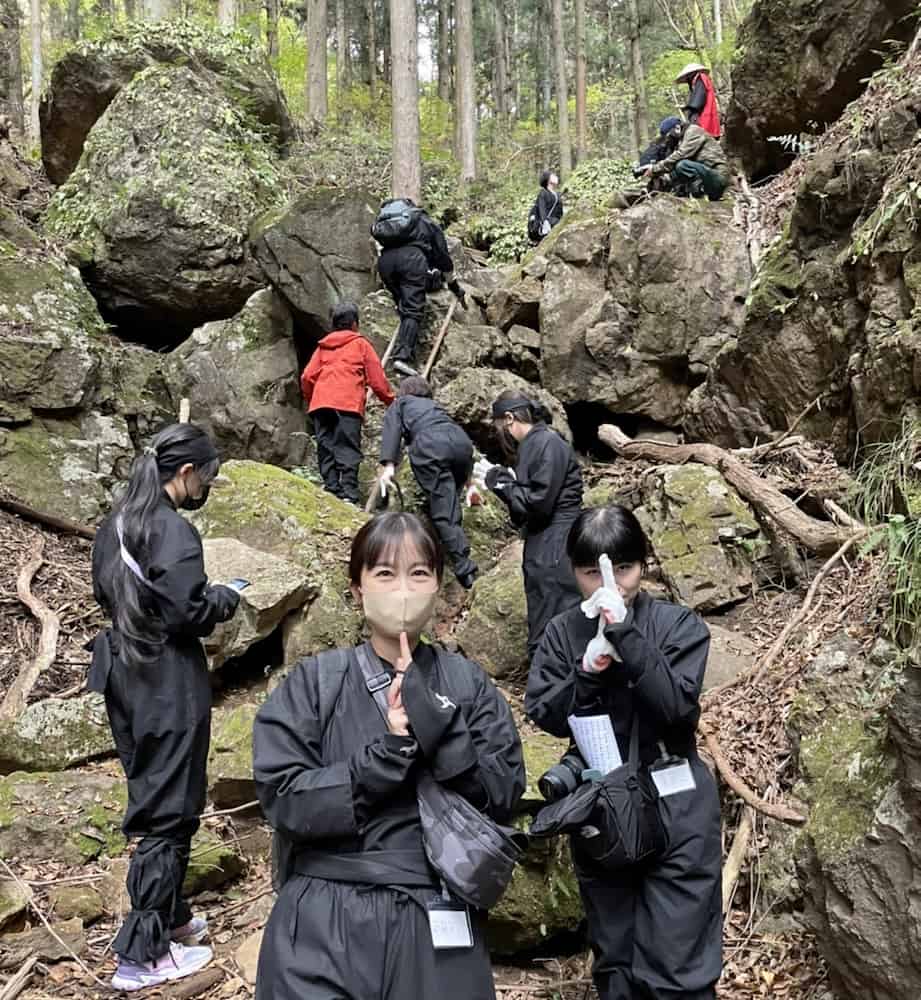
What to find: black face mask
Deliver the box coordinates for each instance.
[180,485,211,511]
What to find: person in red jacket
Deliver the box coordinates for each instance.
[676,62,721,139]
[301,302,395,505]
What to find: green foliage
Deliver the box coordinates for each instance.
[564,157,633,208]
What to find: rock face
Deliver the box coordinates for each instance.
[167,290,311,468]
[251,188,379,337]
[0,694,113,773]
[689,68,921,455]
[208,704,259,808]
[46,63,280,340]
[40,21,292,186]
[635,464,769,612]
[724,0,916,179]
[538,202,749,428]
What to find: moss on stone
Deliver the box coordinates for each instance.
[184,829,245,894]
[520,731,569,806]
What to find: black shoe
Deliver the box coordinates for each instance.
[392,360,419,377]
[456,566,479,590]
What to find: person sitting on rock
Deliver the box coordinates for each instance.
[636,117,683,193]
[253,512,525,1000]
[377,375,479,590]
[88,423,242,991]
[300,301,395,506]
[374,198,467,378]
[675,62,721,138]
[641,118,730,201]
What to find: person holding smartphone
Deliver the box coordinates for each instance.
[88,424,242,991]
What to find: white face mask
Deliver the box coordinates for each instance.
[361,589,437,639]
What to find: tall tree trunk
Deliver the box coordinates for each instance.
[336,0,350,114]
[366,0,377,99]
[550,0,571,174]
[624,0,648,154]
[124,0,136,19]
[436,0,451,102]
[0,0,24,133]
[454,0,475,183]
[574,0,586,162]
[493,0,508,126]
[381,0,390,86]
[510,0,519,119]
[540,0,551,138]
[266,0,279,56]
[29,0,40,139]
[389,0,419,200]
[306,0,328,123]
[216,0,234,26]
[239,0,260,37]
[713,0,723,44]
[145,0,173,20]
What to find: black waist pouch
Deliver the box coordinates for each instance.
[530,717,667,872]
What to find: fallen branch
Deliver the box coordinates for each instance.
[722,807,754,911]
[0,539,61,720]
[0,496,95,540]
[756,396,822,460]
[697,719,806,825]
[597,423,857,555]
[0,956,37,1000]
[199,800,260,820]
[163,967,224,999]
[823,498,865,533]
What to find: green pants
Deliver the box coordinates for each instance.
[673,159,728,201]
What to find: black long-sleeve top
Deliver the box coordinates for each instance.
[379,395,472,466]
[524,592,711,764]
[536,188,564,228]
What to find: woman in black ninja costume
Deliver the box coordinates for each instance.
[253,512,524,1000]
[475,390,584,658]
[526,506,721,1000]
[89,424,242,991]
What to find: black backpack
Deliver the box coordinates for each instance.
[527,198,544,243]
[371,199,423,248]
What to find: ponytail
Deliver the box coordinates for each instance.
[107,423,220,668]
[491,390,553,427]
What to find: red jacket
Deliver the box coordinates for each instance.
[300,330,394,417]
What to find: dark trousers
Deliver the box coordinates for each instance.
[410,434,476,581]
[672,160,728,201]
[576,759,722,999]
[313,408,363,504]
[378,245,429,365]
[104,650,211,964]
[523,519,582,659]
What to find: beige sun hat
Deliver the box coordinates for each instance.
[675,62,708,82]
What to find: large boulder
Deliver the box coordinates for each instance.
[167,290,311,468]
[208,704,260,809]
[202,538,312,670]
[0,771,126,864]
[46,64,280,341]
[724,0,916,179]
[0,694,114,773]
[40,21,292,186]
[250,188,379,338]
[438,368,571,459]
[539,202,749,429]
[635,464,770,613]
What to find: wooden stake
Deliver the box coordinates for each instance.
[421,298,459,379]
[178,398,191,423]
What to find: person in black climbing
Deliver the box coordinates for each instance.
[373,198,467,378]
[87,423,242,992]
[252,512,525,1000]
[676,62,721,138]
[474,391,583,659]
[300,301,395,506]
[641,118,730,201]
[525,505,722,1000]
[378,375,478,589]
[527,169,564,243]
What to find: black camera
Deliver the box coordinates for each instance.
[631,163,646,179]
[538,750,587,802]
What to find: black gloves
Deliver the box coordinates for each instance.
[447,279,467,310]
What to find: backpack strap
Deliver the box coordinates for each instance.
[315,647,353,736]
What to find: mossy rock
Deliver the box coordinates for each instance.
[208,704,260,809]
[0,771,126,865]
[0,881,30,932]
[0,694,114,774]
[520,730,569,808]
[184,828,246,894]
[48,884,106,925]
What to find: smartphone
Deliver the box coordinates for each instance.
[227,578,251,592]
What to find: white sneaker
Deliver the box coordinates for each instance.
[171,916,208,944]
[111,942,213,992]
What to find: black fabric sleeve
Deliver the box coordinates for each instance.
[525,618,607,737]
[379,400,404,465]
[498,434,568,531]
[253,659,419,843]
[603,606,710,727]
[426,218,455,274]
[685,77,707,114]
[147,517,238,637]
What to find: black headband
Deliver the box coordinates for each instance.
[152,435,219,477]
[492,397,533,419]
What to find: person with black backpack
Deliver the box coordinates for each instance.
[372,198,467,377]
[527,170,564,244]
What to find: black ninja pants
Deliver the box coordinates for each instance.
[378,246,429,366]
[313,408,363,504]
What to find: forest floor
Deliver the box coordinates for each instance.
[0,469,881,998]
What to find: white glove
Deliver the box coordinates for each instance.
[582,632,617,673]
[472,457,495,483]
[379,464,395,498]
[580,585,628,625]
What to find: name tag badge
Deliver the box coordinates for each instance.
[651,757,697,798]
[427,901,474,950]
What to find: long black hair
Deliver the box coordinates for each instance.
[108,424,220,668]
[567,506,649,569]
